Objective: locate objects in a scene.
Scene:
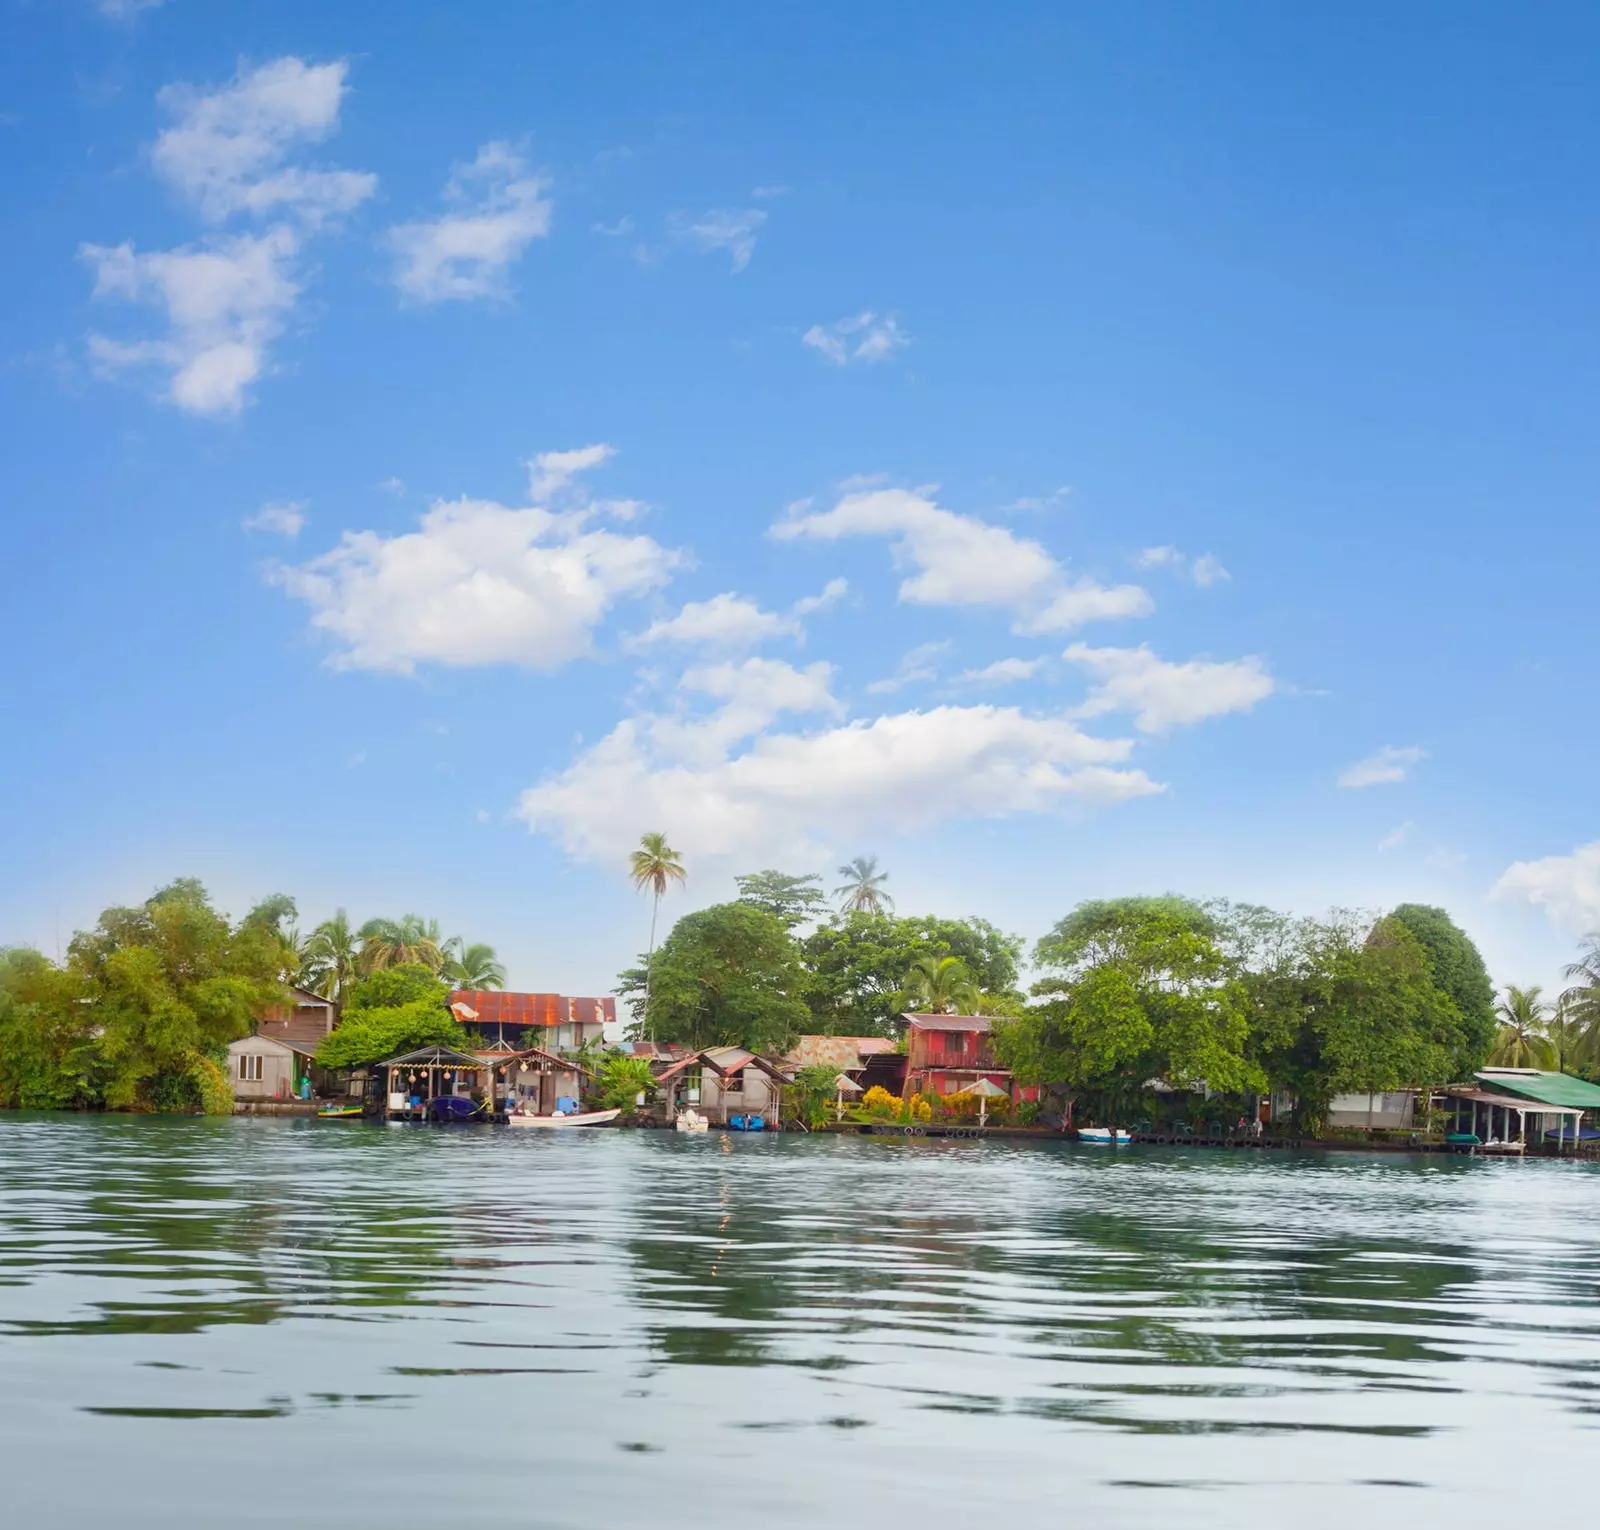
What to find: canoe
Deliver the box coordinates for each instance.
[506,1108,622,1129]
[317,1105,363,1119]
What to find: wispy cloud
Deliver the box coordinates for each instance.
[1378,821,1414,852]
[1338,745,1425,789]
[956,657,1046,687]
[802,311,911,366]
[865,641,950,695]
[669,207,767,271]
[1137,545,1230,587]
[243,500,307,538]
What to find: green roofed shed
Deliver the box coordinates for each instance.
[1476,1070,1600,1110]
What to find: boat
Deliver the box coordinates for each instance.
[506,1107,622,1129]
[316,1103,363,1119]
[675,1109,710,1133]
[728,1113,765,1131]
[1077,1126,1131,1145]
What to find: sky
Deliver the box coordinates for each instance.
[4,0,1599,1000]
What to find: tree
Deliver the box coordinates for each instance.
[1558,934,1600,1064]
[303,909,359,1001]
[901,954,979,1015]
[314,962,458,1069]
[1488,985,1555,1068]
[1384,904,1496,1076]
[0,948,101,1110]
[834,855,893,915]
[630,832,686,1040]
[735,869,827,928]
[442,940,506,990]
[618,902,808,1054]
[594,1053,657,1111]
[994,897,1259,1121]
[357,915,444,974]
[801,913,1024,1034]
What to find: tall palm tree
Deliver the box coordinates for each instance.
[1488,984,1555,1068]
[442,939,506,990]
[1560,934,1600,1038]
[902,954,979,1015]
[357,915,444,974]
[834,854,893,915]
[303,909,359,1001]
[630,832,686,1039]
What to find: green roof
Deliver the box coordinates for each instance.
[1475,1070,1600,1109]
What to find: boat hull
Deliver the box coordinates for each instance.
[1077,1128,1131,1145]
[506,1108,621,1129]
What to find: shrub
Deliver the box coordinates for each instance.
[1014,1099,1042,1127]
[861,1085,901,1118]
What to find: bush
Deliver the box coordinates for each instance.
[1014,1099,1042,1127]
[861,1085,901,1117]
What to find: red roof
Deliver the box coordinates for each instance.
[449,991,616,1028]
[903,1013,994,1033]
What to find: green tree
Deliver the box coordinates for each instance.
[789,1064,843,1130]
[735,869,827,928]
[618,902,808,1053]
[357,915,445,974]
[0,948,102,1109]
[442,940,506,989]
[1558,935,1600,1066]
[834,855,893,915]
[1488,984,1555,1068]
[314,962,458,1068]
[994,897,1259,1120]
[1384,903,1496,1075]
[303,908,359,1001]
[342,963,447,1013]
[901,954,979,1014]
[594,1052,657,1111]
[630,832,687,1040]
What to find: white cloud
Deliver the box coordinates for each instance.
[243,500,307,537]
[82,57,373,415]
[526,443,615,500]
[957,656,1045,687]
[377,476,405,496]
[866,641,948,695]
[592,216,635,237]
[636,593,798,652]
[802,312,911,366]
[1493,842,1600,933]
[1378,821,1414,852]
[1137,545,1231,587]
[152,57,375,226]
[670,208,766,271]
[791,577,848,616]
[271,449,680,673]
[1338,745,1425,789]
[1064,643,1275,733]
[773,486,1151,634]
[388,141,553,304]
[517,693,1160,863]
[82,227,301,415]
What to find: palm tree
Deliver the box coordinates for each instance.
[303,909,359,1001]
[442,939,506,990]
[630,832,686,1040]
[1560,934,1600,1038]
[357,915,444,974]
[1488,984,1555,1068]
[902,954,979,1014]
[834,854,893,915]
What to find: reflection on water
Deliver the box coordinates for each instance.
[2,1117,1599,1527]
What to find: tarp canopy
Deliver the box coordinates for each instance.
[833,1073,864,1094]
[1475,1070,1600,1110]
[966,1077,1010,1098]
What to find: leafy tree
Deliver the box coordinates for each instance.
[1558,934,1600,1066]
[0,948,102,1109]
[442,940,506,989]
[342,963,447,1014]
[834,855,893,915]
[595,1053,657,1111]
[357,915,445,974]
[995,897,1259,1119]
[630,832,687,1039]
[901,954,979,1014]
[314,962,457,1069]
[302,908,359,1001]
[800,913,1023,1034]
[1489,985,1555,1068]
[735,869,828,928]
[1384,904,1496,1075]
[789,1064,843,1130]
[618,902,808,1054]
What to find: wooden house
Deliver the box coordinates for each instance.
[228,985,340,1103]
[449,991,615,1052]
[902,1013,1022,1101]
[651,1046,793,1125]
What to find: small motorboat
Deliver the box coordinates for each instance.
[316,1103,363,1120]
[675,1109,709,1133]
[506,1107,621,1129]
[1076,1126,1131,1145]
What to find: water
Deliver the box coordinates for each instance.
[2,1118,1599,1528]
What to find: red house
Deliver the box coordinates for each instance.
[902,1012,1032,1102]
[449,991,615,1052]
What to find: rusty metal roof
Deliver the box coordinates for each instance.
[903,1013,994,1033]
[450,991,617,1028]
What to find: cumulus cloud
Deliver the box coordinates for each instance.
[791,577,848,616]
[271,449,679,673]
[802,312,911,366]
[1064,643,1275,733]
[635,593,799,652]
[388,142,553,303]
[669,207,767,271]
[957,656,1045,687]
[1338,745,1425,789]
[243,500,307,537]
[1137,545,1231,587]
[517,690,1160,862]
[773,486,1151,634]
[1493,842,1600,932]
[81,57,373,415]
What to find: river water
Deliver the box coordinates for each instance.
[2,1116,1598,1528]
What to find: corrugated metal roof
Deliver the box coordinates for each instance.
[449,991,617,1028]
[784,1035,890,1070]
[903,1013,994,1033]
[1446,1086,1578,1111]
[1475,1070,1600,1109]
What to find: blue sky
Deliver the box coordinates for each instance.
[4,0,1599,998]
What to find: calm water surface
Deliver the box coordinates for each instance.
[2,1117,1599,1528]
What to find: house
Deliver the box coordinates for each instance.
[475,1044,592,1116]
[449,991,615,1052]
[783,1035,907,1097]
[1327,1091,1416,1130]
[902,1013,1024,1101]
[651,1046,792,1125]
[1469,1068,1600,1148]
[228,985,340,1103]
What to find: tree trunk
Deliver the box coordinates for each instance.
[643,890,660,1042]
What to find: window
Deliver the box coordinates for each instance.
[946,1031,968,1057]
[238,1054,263,1082]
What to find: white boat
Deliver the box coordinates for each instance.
[1077,1126,1131,1145]
[675,1109,710,1133]
[506,1108,621,1129]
